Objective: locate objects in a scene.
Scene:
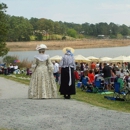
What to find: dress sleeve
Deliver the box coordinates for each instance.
[47,56,54,72]
[30,58,37,73]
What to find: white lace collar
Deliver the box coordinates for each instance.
[34,54,49,61]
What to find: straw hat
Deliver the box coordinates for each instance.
[36,44,47,50]
[62,47,75,54]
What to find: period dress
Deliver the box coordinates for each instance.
[59,53,76,96]
[28,54,57,99]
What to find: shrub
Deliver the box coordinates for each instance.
[3,55,18,65]
[2,55,31,69]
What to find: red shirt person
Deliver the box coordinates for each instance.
[90,62,96,70]
[88,69,95,83]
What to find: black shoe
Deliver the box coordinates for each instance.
[64,95,71,99]
[66,95,71,99]
[64,95,67,99]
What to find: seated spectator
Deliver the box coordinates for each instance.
[94,73,104,81]
[114,73,124,91]
[88,69,95,84]
[0,66,3,74]
[13,64,18,71]
[94,68,100,75]
[9,63,14,74]
[80,70,93,91]
[120,69,125,79]
[80,70,89,82]
[4,63,8,75]
[26,68,32,76]
[74,69,80,81]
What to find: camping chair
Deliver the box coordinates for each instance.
[94,79,105,93]
[81,76,93,92]
[113,82,127,101]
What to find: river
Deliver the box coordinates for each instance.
[0,46,130,62]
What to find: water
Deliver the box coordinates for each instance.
[0,46,130,62]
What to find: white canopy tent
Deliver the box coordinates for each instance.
[86,56,99,61]
[110,56,130,62]
[99,57,112,62]
[50,55,62,61]
[74,55,91,62]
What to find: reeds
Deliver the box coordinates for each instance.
[6,39,130,51]
[17,58,31,69]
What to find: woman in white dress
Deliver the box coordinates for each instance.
[28,44,57,99]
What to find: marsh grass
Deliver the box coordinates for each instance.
[17,58,32,69]
[0,74,130,113]
[6,39,130,51]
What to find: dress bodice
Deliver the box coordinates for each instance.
[36,60,47,66]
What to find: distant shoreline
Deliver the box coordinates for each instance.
[6,39,130,51]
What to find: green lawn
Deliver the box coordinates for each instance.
[0,74,130,113]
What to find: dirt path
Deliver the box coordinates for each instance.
[0,77,130,130]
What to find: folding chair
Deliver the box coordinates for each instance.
[113,82,127,101]
[94,79,105,93]
[81,76,92,92]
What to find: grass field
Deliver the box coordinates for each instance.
[0,74,130,113]
[6,39,130,51]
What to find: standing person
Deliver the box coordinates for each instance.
[59,47,76,99]
[80,63,84,71]
[102,63,112,90]
[90,62,96,71]
[28,44,57,99]
[52,61,59,82]
[128,62,130,70]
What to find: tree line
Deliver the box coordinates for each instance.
[2,4,130,42]
[6,16,130,41]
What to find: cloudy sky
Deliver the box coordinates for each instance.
[1,0,130,26]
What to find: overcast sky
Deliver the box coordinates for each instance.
[1,0,130,26]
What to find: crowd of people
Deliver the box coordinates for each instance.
[74,61,130,92]
[0,63,32,76]
[0,63,19,75]
[52,59,130,93]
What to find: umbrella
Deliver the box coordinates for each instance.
[99,57,112,62]
[110,56,130,62]
[87,56,99,61]
[50,55,62,61]
[74,55,91,62]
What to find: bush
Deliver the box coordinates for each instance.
[2,55,31,69]
[3,55,18,65]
